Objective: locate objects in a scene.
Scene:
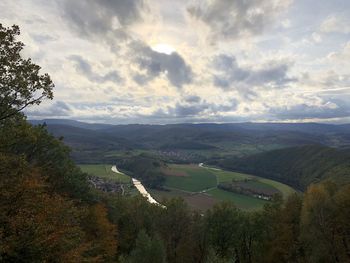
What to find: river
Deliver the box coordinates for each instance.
[111,165,165,207]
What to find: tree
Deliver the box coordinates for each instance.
[205,202,241,261]
[0,154,90,262]
[263,194,304,263]
[301,181,350,263]
[0,24,53,122]
[158,198,197,263]
[237,212,266,263]
[0,119,91,200]
[0,24,118,262]
[333,184,350,261]
[124,230,166,263]
[82,204,118,262]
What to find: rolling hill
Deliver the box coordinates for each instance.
[211,145,350,191]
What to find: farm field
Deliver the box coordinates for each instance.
[149,189,219,211]
[207,188,268,210]
[157,164,296,210]
[79,164,131,183]
[163,164,217,192]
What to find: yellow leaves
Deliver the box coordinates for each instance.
[301,181,336,226]
[83,204,118,261]
[300,181,350,262]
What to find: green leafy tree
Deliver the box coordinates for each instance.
[125,230,166,263]
[158,198,197,263]
[236,212,266,263]
[0,24,53,122]
[0,24,120,262]
[205,202,241,261]
[263,194,304,263]
[0,119,91,199]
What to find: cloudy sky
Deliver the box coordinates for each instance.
[1,0,350,124]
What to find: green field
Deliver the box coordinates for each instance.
[79,164,131,183]
[207,188,268,210]
[215,170,251,183]
[164,164,217,192]
[159,164,296,210]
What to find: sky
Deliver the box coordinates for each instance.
[1,0,350,124]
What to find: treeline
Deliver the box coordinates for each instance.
[218,179,280,200]
[210,145,350,191]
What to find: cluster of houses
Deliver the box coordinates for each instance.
[88,176,124,194]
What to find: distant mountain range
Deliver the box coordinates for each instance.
[29,118,350,133]
[29,119,115,130]
[29,119,350,163]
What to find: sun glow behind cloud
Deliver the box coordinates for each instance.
[151,43,176,54]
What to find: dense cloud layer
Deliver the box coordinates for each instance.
[60,0,145,40]
[2,0,350,123]
[213,55,296,90]
[27,101,71,118]
[269,102,350,120]
[187,0,291,40]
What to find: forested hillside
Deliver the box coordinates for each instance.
[212,145,350,191]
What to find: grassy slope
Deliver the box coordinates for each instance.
[210,169,295,198]
[79,164,131,183]
[258,178,296,197]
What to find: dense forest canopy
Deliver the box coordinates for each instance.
[1,24,350,263]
